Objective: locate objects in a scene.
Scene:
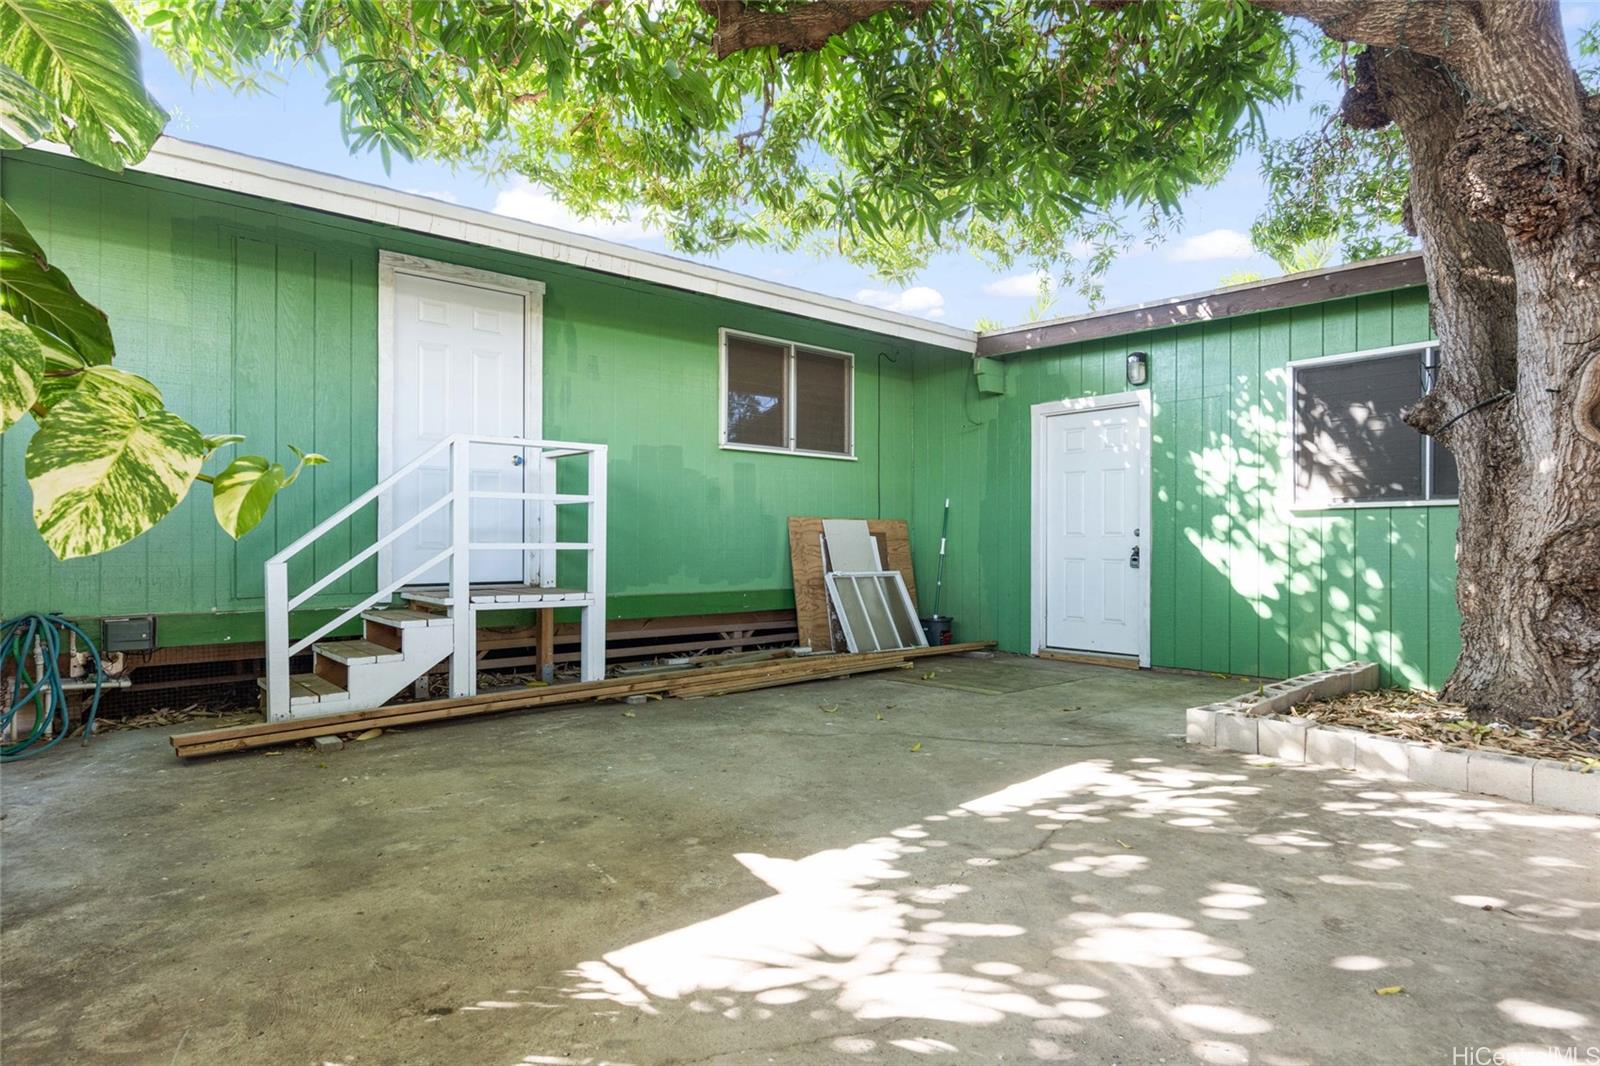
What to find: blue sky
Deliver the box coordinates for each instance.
[136,5,1597,330]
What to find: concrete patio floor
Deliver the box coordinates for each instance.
[2,654,1597,1066]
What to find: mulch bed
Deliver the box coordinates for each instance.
[1293,689,1600,766]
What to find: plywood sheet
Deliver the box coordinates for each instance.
[789,518,918,651]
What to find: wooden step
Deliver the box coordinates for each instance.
[315,639,405,665]
[255,673,351,706]
[362,608,451,629]
[402,584,592,607]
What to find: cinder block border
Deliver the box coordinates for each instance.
[1185,661,1600,816]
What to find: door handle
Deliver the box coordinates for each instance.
[1129,545,1140,569]
[511,454,525,466]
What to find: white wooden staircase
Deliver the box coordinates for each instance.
[259,435,607,722]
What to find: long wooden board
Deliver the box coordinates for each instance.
[788,517,917,652]
[170,641,994,759]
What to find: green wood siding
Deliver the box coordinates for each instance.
[911,287,1462,691]
[0,151,939,640]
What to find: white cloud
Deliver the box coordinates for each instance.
[492,180,658,242]
[982,270,1055,299]
[853,285,946,319]
[1167,228,1256,263]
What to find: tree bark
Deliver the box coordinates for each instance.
[1313,7,1600,723]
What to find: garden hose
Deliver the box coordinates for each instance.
[1,613,103,762]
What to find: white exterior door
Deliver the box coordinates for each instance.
[388,268,531,585]
[1041,403,1146,656]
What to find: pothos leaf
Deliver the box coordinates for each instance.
[24,373,206,559]
[35,363,162,411]
[0,58,52,147]
[211,454,286,539]
[0,308,43,432]
[0,0,168,170]
[0,197,115,365]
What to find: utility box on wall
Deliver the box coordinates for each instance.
[973,357,1007,396]
[102,616,156,653]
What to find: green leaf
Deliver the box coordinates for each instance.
[0,308,43,432]
[203,432,246,451]
[24,375,205,559]
[0,58,52,147]
[211,454,285,539]
[0,0,168,169]
[36,363,162,411]
[0,197,115,364]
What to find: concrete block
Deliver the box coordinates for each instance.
[1307,670,1353,701]
[624,694,650,705]
[1345,661,1380,691]
[1532,762,1600,815]
[312,735,344,753]
[1355,733,1411,781]
[1185,706,1217,747]
[1468,752,1535,804]
[1258,717,1309,763]
[1305,726,1358,770]
[1215,712,1258,754]
[1407,744,1470,792]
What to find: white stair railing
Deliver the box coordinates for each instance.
[262,435,607,722]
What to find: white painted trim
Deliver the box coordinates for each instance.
[48,136,973,352]
[1283,340,1459,511]
[376,251,546,589]
[1029,389,1153,667]
[718,327,856,459]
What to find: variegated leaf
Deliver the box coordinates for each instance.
[211,454,285,540]
[36,363,163,411]
[0,59,52,147]
[0,0,167,170]
[0,308,43,431]
[0,197,115,364]
[24,378,205,559]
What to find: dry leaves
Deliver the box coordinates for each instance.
[1294,689,1599,764]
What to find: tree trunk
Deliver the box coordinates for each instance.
[1351,17,1600,725]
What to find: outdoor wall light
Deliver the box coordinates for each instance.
[1126,351,1149,387]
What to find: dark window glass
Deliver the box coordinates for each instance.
[1294,352,1424,504]
[794,348,850,454]
[1431,441,1460,498]
[724,336,787,448]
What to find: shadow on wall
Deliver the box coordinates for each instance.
[453,755,1598,1064]
[1169,364,1460,691]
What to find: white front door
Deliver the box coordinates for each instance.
[1041,403,1146,656]
[388,267,532,585]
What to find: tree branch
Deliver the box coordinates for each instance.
[696,1,923,60]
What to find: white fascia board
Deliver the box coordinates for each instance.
[44,137,977,354]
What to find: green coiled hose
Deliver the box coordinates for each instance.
[1,613,103,761]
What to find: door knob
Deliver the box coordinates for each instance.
[511,454,525,466]
[1129,545,1141,569]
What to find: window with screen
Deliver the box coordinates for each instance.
[1290,344,1458,506]
[721,330,854,457]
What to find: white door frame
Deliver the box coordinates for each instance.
[1029,388,1153,665]
[376,250,546,589]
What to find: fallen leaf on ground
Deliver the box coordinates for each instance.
[821,705,839,714]
[1375,986,1404,996]
[354,728,383,741]
[622,710,636,718]
[875,712,885,721]
[921,672,937,680]
[1116,839,1132,849]
[910,741,922,752]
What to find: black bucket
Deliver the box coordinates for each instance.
[920,615,954,646]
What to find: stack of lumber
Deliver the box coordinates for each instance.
[169,641,994,759]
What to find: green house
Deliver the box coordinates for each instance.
[0,140,1459,703]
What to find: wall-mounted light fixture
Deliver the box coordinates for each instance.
[1126,351,1149,387]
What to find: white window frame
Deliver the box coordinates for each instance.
[718,327,856,460]
[1285,340,1459,511]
